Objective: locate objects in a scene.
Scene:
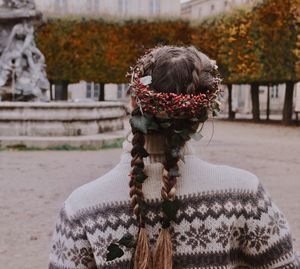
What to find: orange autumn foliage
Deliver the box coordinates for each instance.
[35,0,299,85]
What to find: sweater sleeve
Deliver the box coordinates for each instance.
[49,206,97,269]
[237,183,299,269]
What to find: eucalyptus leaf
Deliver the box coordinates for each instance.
[191,132,204,141]
[118,234,136,249]
[106,243,124,262]
[137,200,148,217]
[136,172,148,184]
[171,134,183,146]
[212,110,219,117]
[137,147,149,158]
[148,120,159,131]
[198,111,208,122]
[140,75,152,86]
[162,200,181,221]
[179,129,191,141]
[133,166,144,174]
[179,152,185,163]
[171,148,180,158]
[160,121,172,128]
[169,167,181,177]
[130,115,150,134]
[190,117,199,122]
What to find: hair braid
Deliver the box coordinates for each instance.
[154,127,187,269]
[130,131,146,222]
[130,109,152,269]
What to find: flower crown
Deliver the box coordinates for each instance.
[129,65,222,120]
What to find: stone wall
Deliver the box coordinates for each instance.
[0,102,126,136]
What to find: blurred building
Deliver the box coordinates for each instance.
[35,0,180,17]
[181,0,255,19]
[33,0,180,101]
[181,0,300,118]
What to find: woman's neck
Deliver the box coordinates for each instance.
[144,134,194,164]
[144,134,167,164]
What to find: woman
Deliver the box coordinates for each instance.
[49,46,299,269]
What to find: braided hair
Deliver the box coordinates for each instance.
[129,46,220,269]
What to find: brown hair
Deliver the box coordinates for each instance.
[129,46,219,269]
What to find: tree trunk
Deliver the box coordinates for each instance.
[62,81,69,100]
[54,81,68,101]
[282,81,295,125]
[99,83,105,101]
[49,80,53,101]
[266,85,270,121]
[251,83,260,121]
[227,84,235,120]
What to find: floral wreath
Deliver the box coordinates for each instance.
[128,63,222,121]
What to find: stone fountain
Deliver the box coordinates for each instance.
[0,0,49,101]
[0,1,126,149]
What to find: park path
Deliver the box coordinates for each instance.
[0,120,299,269]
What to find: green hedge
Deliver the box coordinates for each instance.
[35,0,299,85]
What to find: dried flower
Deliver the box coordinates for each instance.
[130,78,221,119]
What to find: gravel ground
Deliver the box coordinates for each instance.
[0,120,299,269]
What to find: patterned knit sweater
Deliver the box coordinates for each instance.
[49,138,299,269]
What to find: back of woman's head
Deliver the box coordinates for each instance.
[127,46,221,269]
[137,46,218,95]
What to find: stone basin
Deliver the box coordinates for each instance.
[0,8,40,20]
[0,102,127,136]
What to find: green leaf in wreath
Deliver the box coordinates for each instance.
[169,167,181,177]
[171,147,180,158]
[179,152,185,163]
[135,172,148,184]
[171,134,183,146]
[147,120,159,131]
[140,76,152,86]
[170,148,185,163]
[130,115,150,134]
[137,147,149,158]
[162,200,181,221]
[191,132,203,141]
[198,111,208,122]
[133,166,144,174]
[137,199,148,217]
[212,110,219,117]
[160,121,172,128]
[106,243,124,262]
[190,117,199,122]
[179,129,191,141]
[173,128,191,140]
[118,234,136,249]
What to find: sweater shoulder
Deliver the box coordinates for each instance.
[63,155,261,218]
[180,155,260,194]
[63,160,131,219]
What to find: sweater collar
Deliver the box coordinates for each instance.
[122,133,194,164]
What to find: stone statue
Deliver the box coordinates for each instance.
[0,0,49,101]
[0,23,49,97]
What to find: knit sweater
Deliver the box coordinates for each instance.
[49,138,299,269]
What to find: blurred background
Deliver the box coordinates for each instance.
[0,0,299,268]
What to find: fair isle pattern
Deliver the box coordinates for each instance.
[49,186,299,269]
